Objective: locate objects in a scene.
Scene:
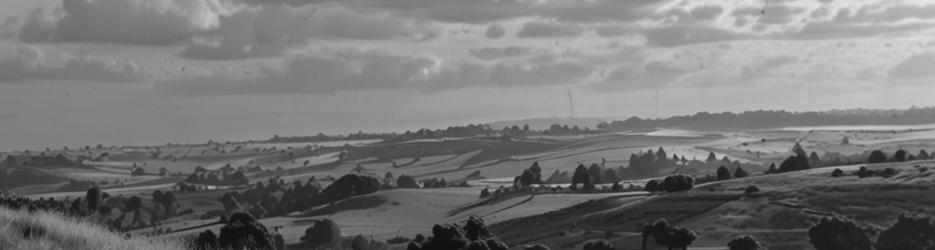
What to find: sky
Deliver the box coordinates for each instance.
[1,0,935,151]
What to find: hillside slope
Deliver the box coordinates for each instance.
[0,207,186,250]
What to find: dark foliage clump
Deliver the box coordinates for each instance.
[808,216,872,250]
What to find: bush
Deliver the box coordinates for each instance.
[479,188,491,198]
[856,166,873,178]
[642,219,697,250]
[301,219,341,249]
[881,168,898,178]
[744,186,760,194]
[660,174,694,192]
[830,168,844,177]
[808,216,872,250]
[194,230,219,250]
[876,213,935,250]
[581,239,613,250]
[644,180,659,192]
[867,150,888,164]
[727,235,765,250]
[397,175,420,188]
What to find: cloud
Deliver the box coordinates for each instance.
[690,5,723,20]
[0,46,148,83]
[179,4,439,60]
[20,0,223,45]
[469,46,533,60]
[367,0,662,24]
[485,24,506,39]
[643,26,739,47]
[516,21,584,39]
[740,56,798,79]
[596,60,691,91]
[158,48,596,95]
[888,53,935,79]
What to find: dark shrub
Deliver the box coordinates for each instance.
[644,180,659,192]
[581,239,613,250]
[300,218,341,249]
[830,168,844,177]
[193,230,218,250]
[727,235,765,250]
[744,186,760,194]
[867,150,887,164]
[218,212,275,250]
[397,175,420,188]
[808,216,872,250]
[876,213,935,250]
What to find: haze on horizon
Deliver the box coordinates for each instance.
[1,0,935,151]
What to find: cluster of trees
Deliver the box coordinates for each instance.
[868,149,932,164]
[220,173,382,219]
[184,167,249,186]
[644,174,694,192]
[598,108,935,131]
[807,213,935,250]
[623,148,675,178]
[716,166,749,181]
[515,162,544,187]
[193,212,285,250]
[0,191,67,213]
[855,166,898,178]
[642,218,699,250]
[771,143,811,173]
[406,216,516,250]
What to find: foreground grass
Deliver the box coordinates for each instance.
[0,207,187,250]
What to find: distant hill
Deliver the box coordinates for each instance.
[599,107,935,131]
[487,117,609,131]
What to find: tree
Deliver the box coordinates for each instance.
[588,164,603,185]
[766,163,776,174]
[868,150,888,164]
[727,235,765,250]
[706,152,717,162]
[571,164,592,191]
[919,149,930,160]
[86,186,101,213]
[644,180,659,192]
[301,219,341,249]
[777,153,810,173]
[518,169,537,187]
[892,149,908,162]
[808,216,872,250]
[602,168,619,184]
[219,212,275,250]
[463,216,491,241]
[809,151,822,164]
[528,162,542,183]
[717,166,733,180]
[876,213,935,250]
[671,227,698,250]
[734,167,749,178]
[581,239,614,250]
[397,175,420,188]
[479,188,491,198]
[194,230,219,250]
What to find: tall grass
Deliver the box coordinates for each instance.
[0,207,187,250]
